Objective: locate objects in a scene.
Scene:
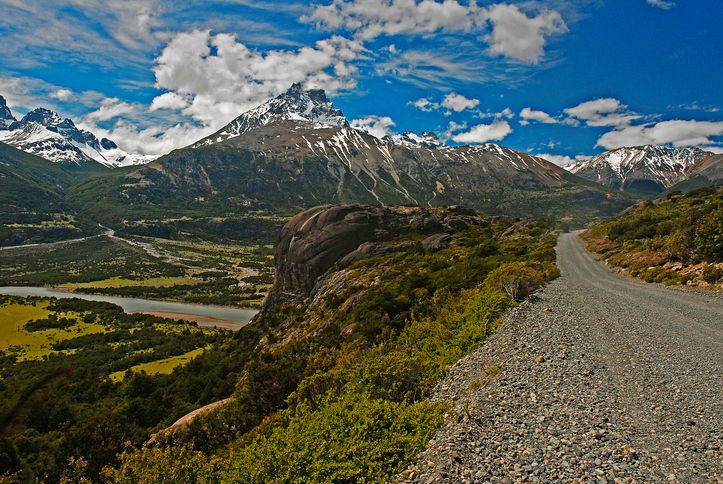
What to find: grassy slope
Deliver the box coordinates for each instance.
[106,215,561,482]
[582,186,722,288]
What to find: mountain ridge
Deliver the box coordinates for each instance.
[568,145,713,196]
[0,100,156,168]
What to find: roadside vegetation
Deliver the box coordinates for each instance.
[104,216,560,483]
[582,186,722,288]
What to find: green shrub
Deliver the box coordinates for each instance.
[224,393,445,483]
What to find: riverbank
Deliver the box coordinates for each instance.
[0,286,258,330]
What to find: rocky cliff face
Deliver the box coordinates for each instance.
[264,204,485,311]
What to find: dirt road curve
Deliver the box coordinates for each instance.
[401,232,722,483]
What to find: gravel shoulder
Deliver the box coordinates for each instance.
[400,232,723,483]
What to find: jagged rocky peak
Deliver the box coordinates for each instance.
[387,131,446,149]
[195,83,349,147]
[270,82,348,126]
[0,95,16,129]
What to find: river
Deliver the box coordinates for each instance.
[0,286,258,331]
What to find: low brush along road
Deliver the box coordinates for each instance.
[402,232,722,482]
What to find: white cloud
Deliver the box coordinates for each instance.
[535,153,590,167]
[484,4,567,64]
[306,1,566,63]
[152,30,365,129]
[0,75,104,113]
[49,88,74,101]
[646,0,675,9]
[450,120,512,144]
[83,98,135,123]
[411,97,436,112]
[520,107,558,125]
[150,92,189,111]
[596,120,723,150]
[442,92,479,112]
[304,0,478,40]
[675,102,720,113]
[564,98,640,127]
[412,92,480,114]
[350,115,396,138]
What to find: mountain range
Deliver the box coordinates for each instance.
[0,96,156,169]
[66,85,633,228]
[1,85,721,245]
[568,145,717,196]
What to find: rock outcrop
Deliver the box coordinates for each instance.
[264,204,488,310]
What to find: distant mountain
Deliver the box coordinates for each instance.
[0,99,156,169]
[70,85,632,228]
[665,153,723,194]
[0,141,98,245]
[568,145,712,196]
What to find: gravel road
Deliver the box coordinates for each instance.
[400,232,722,483]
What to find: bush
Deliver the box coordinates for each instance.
[484,261,557,301]
[703,265,723,284]
[225,394,445,483]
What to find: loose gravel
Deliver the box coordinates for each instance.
[399,232,723,483]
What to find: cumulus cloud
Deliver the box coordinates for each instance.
[411,92,480,114]
[564,98,640,127]
[83,98,135,123]
[150,92,189,111]
[351,115,396,138]
[520,107,558,125]
[306,1,567,63]
[442,92,479,112]
[49,89,74,101]
[152,30,365,128]
[535,153,590,167]
[484,3,567,64]
[412,97,436,112]
[450,120,512,144]
[646,0,675,9]
[596,120,723,150]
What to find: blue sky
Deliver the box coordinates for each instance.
[1,0,721,163]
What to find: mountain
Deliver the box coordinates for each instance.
[0,101,156,169]
[69,86,632,230]
[193,82,348,148]
[568,145,712,196]
[665,153,723,193]
[384,131,446,149]
[0,141,98,245]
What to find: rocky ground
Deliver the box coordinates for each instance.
[399,232,723,483]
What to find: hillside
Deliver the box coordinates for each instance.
[0,142,99,245]
[91,204,560,482]
[582,186,722,287]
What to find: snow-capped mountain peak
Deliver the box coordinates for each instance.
[568,145,712,193]
[385,131,446,149]
[0,100,157,168]
[195,83,349,147]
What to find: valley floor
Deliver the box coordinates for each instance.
[400,232,723,482]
